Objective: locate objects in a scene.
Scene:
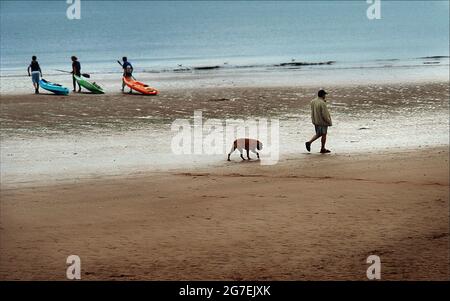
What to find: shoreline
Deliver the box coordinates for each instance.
[1,62,449,95]
[1,77,450,96]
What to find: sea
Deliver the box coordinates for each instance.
[0,0,449,92]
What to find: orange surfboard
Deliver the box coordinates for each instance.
[123,76,158,95]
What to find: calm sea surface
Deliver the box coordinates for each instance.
[1,0,449,77]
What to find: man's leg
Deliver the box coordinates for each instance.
[72,76,76,92]
[306,133,320,152]
[309,134,320,144]
[320,134,331,153]
[321,134,327,150]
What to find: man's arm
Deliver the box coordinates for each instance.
[321,103,332,126]
[27,65,31,76]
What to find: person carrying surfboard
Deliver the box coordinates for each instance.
[27,56,42,94]
[119,57,134,93]
[71,56,81,93]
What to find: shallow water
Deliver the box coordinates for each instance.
[1,60,449,94]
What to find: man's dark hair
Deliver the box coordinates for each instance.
[318,89,327,98]
[32,56,37,61]
[123,57,127,62]
[71,56,77,61]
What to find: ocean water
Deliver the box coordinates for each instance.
[0,0,449,86]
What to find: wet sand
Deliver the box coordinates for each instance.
[1,81,449,138]
[1,81,449,187]
[0,82,449,280]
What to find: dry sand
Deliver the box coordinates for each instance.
[0,147,448,280]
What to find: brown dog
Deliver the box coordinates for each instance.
[227,138,263,161]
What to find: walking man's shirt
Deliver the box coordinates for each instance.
[310,97,332,127]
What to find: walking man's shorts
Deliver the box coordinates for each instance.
[315,125,328,136]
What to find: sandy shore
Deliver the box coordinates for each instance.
[0,81,449,280]
[0,146,448,280]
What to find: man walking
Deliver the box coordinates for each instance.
[305,89,332,153]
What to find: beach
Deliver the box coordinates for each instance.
[0,146,448,280]
[0,81,448,280]
[1,0,450,290]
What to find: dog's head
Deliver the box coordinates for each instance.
[257,141,263,151]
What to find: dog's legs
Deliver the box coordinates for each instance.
[240,151,245,160]
[227,146,236,161]
[251,149,260,159]
[247,149,251,160]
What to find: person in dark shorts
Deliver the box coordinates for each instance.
[27,56,42,94]
[120,57,134,93]
[71,56,81,92]
[305,89,333,153]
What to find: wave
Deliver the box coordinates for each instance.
[417,56,449,60]
[374,58,400,62]
[1,56,448,78]
[275,61,335,67]
[193,66,221,70]
[170,61,335,73]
